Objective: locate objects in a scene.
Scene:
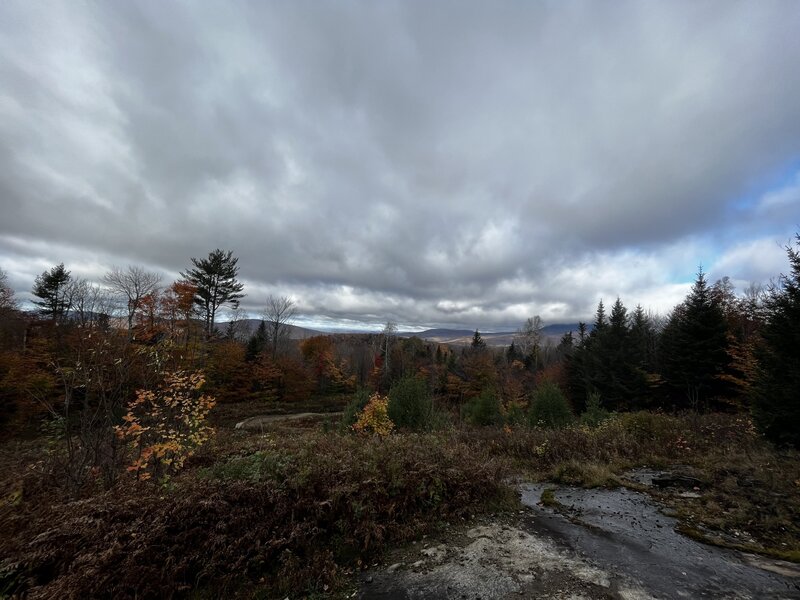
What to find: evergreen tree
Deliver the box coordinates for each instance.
[435,345,444,365]
[593,300,608,333]
[182,249,245,337]
[506,340,519,363]
[471,329,487,350]
[602,298,631,409]
[751,234,800,447]
[630,304,659,405]
[566,321,592,412]
[32,263,72,323]
[629,304,653,370]
[577,322,588,343]
[557,331,574,355]
[608,297,628,338]
[583,300,611,405]
[245,320,268,361]
[661,269,730,409]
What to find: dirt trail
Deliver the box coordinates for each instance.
[234,412,342,430]
[359,482,800,599]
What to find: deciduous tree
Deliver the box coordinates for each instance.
[103,265,162,336]
[0,268,16,314]
[516,316,543,369]
[161,280,197,342]
[263,294,296,357]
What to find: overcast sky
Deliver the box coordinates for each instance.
[1,1,799,331]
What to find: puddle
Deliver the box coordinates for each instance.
[521,483,800,599]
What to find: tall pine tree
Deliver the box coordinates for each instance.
[471,329,487,350]
[32,263,72,323]
[751,234,800,447]
[661,269,730,409]
[182,249,245,337]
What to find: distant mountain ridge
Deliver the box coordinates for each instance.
[216,319,323,340]
[218,320,581,347]
[400,324,581,347]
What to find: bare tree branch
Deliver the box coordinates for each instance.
[263,295,296,356]
[103,265,162,336]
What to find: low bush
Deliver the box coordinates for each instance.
[528,382,573,429]
[504,400,527,426]
[580,392,611,428]
[462,389,502,426]
[340,388,371,432]
[353,392,394,436]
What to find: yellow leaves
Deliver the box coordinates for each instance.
[353,393,394,437]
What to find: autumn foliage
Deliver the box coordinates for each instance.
[116,370,216,480]
[352,392,394,436]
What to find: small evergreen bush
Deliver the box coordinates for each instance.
[580,392,611,428]
[528,381,573,429]
[504,401,527,427]
[388,376,433,430]
[462,389,502,426]
[340,388,371,433]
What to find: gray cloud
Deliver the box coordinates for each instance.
[1,0,799,329]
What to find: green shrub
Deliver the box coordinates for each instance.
[340,388,371,433]
[388,376,433,430]
[528,381,573,429]
[504,401,527,426]
[462,389,502,426]
[580,392,611,428]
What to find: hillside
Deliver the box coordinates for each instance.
[403,324,580,347]
[217,319,324,340]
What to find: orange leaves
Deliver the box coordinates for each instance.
[116,369,215,481]
[300,335,354,394]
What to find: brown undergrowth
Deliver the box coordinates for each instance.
[459,411,800,561]
[0,431,511,599]
[2,410,799,598]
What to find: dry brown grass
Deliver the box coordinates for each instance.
[457,411,800,560]
[1,409,798,599]
[0,428,512,599]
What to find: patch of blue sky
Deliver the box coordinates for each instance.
[726,159,800,215]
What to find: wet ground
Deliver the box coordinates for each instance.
[359,479,800,599]
[521,483,800,599]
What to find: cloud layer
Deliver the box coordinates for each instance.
[1,1,799,329]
